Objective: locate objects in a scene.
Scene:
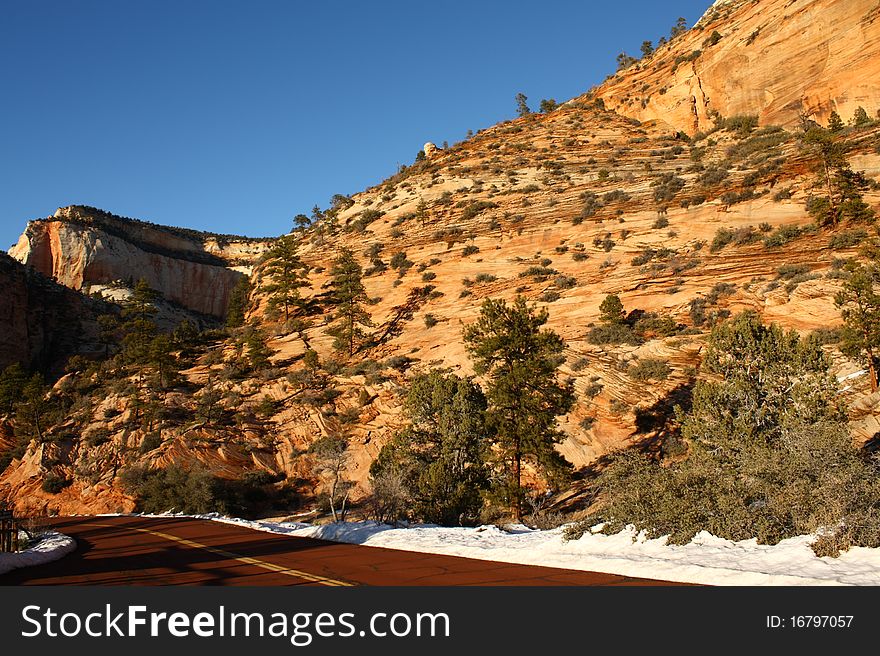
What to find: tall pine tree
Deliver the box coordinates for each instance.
[326,247,372,357]
[121,279,160,365]
[263,235,308,323]
[463,296,574,520]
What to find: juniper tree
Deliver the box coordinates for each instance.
[263,235,308,323]
[539,99,558,113]
[370,370,490,525]
[326,247,372,357]
[463,297,574,520]
[599,293,626,324]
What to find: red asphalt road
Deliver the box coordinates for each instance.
[0,516,683,586]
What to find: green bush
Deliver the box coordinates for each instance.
[628,358,671,381]
[586,323,642,346]
[764,224,810,248]
[119,463,288,518]
[566,312,880,556]
[829,229,868,250]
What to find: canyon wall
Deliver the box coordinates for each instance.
[591,0,880,133]
[9,207,271,318]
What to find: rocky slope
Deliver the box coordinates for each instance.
[591,0,880,134]
[0,252,106,375]
[10,206,271,318]
[2,0,880,517]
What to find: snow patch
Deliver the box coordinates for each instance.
[176,514,880,586]
[0,532,76,575]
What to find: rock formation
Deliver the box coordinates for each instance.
[590,0,880,133]
[10,206,271,318]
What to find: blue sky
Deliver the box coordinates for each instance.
[1,0,711,250]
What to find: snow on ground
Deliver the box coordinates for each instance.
[181,514,880,586]
[0,532,76,575]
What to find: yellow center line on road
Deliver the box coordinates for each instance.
[91,522,354,586]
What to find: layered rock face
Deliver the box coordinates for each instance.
[591,0,880,133]
[10,206,270,318]
[0,252,104,375]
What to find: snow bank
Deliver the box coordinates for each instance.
[0,532,76,575]
[179,514,880,586]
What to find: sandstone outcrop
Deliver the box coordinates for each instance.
[10,206,271,318]
[590,0,880,134]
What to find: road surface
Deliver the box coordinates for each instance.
[1,515,683,586]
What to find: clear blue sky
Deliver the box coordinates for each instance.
[1,0,711,250]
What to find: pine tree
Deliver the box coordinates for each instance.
[147,334,178,391]
[370,370,490,525]
[800,123,874,225]
[853,106,871,127]
[97,313,120,358]
[14,373,53,443]
[326,247,372,357]
[121,279,160,365]
[196,376,223,423]
[640,40,654,58]
[835,260,880,392]
[539,98,558,113]
[568,313,878,553]
[515,93,531,118]
[827,110,845,132]
[670,16,688,39]
[244,325,274,371]
[263,235,308,323]
[463,297,574,520]
[616,52,637,71]
[0,363,28,415]
[225,276,252,328]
